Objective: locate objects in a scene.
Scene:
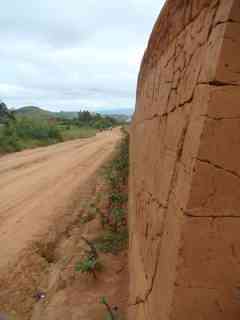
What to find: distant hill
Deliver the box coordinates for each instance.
[97,108,133,122]
[103,114,130,122]
[14,106,133,122]
[14,106,54,119]
[15,106,78,120]
[98,108,134,117]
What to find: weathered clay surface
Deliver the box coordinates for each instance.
[129,0,240,319]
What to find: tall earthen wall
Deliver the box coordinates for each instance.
[129,0,240,319]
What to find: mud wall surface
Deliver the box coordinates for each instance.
[129,0,240,319]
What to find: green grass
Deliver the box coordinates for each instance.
[0,117,62,153]
[61,126,97,141]
[102,129,129,187]
[75,237,102,278]
[75,255,102,278]
[0,120,97,154]
[93,228,128,255]
[92,129,129,253]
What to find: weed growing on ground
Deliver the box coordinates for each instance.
[75,255,102,278]
[75,236,102,278]
[100,296,115,320]
[77,129,129,273]
[80,210,97,224]
[94,228,128,255]
[100,296,125,320]
[79,200,101,224]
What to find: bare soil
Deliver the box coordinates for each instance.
[0,128,128,319]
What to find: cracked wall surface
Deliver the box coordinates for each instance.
[129,0,240,319]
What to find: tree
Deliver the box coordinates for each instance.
[78,110,92,123]
[0,101,15,124]
[77,109,118,129]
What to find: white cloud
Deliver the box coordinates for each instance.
[0,0,165,111]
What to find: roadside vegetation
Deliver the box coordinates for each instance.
[100,296,120,320]
[0,101,123,154]
[78,110,118,130]
[95,128,129,253]
[0,117,63,153]
[78,129,129,256]
[60,125,97,141]
[75,236,102,279]
[75,128,129,319]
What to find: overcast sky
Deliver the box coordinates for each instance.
[0,0,165,111]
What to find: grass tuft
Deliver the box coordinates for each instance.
[94,228,128,255]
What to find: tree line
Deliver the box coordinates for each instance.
[0,102,121,153]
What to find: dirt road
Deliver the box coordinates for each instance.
[0,129,121,272]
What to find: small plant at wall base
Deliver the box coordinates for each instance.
[94,129,129,253]
[111,207,126,232]
[81,236,99,259]
[75,255,101,279]
[94,228,128,255]
[79,192,107,225]
[100,296,115,320]
[75,237,102,279]
[100,296,124,320]
[80,202,100,224]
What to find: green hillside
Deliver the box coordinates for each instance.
[15,106,78,120]
[14,106,55,119]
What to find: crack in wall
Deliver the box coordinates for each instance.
[144,2,213,67]
[184,212,240,218]
[134,73,238,126]
[196,157,240,180]
[199,80,239,87]
[139,0,228,91]
[174,284,218,291]
[200,114,240,121]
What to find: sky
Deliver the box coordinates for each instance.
[0,0,165,112]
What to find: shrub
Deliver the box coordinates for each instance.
[0,117,63,153]
[10,117,62,141]
[78,111,118,130]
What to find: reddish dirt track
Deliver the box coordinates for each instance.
[0,129,121,272]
